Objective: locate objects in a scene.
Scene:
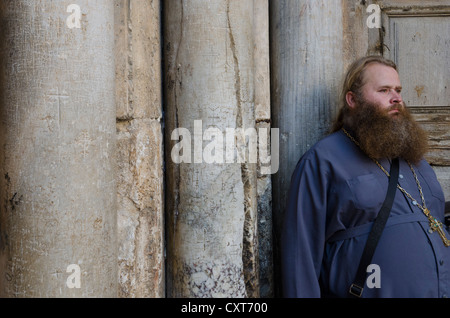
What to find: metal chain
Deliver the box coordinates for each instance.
[342,128,450,246]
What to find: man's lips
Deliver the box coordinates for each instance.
[388,109,399,114]
[387,104,403,115]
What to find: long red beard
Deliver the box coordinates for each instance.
[344,99,429,164]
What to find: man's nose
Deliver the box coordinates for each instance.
[391,90,402,104]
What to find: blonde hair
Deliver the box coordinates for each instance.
[330,55,398,132]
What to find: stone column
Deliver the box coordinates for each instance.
[0,1,117,297]
[253,0,273,298]
[270,0,344,295]
[114,0,164,298]
[163,0,260,297]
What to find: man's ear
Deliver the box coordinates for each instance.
[345,91,357,109]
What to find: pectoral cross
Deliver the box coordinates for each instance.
[424,208,450,247]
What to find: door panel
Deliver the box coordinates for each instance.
[386,15,448,107]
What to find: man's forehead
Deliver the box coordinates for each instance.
[362,63,401,86]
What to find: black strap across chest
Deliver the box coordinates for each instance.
[349,158,400,298]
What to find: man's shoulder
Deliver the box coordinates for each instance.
[291,130,356,175]
[316,130,347,147]
[303,130,350,159]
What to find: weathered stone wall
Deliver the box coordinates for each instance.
[0,0,271,298]
[253,0,273,298]
[163,0,271,298]
[114,0,165,297]
[0,0,117,297]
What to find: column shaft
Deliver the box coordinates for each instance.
[0,0,117,297]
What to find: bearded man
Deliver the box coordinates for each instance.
[281,55,449,298]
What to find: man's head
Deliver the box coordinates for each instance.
[331,55,428,164]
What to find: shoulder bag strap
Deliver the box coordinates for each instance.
[349,157,400,298]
